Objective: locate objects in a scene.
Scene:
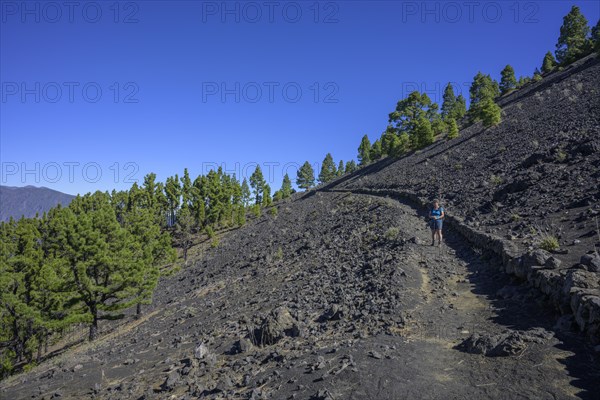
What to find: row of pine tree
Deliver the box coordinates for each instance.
[0,166,297,376]
[352,6,600,163]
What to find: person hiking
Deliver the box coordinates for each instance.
[429,199,444,246]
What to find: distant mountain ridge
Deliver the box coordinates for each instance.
[0,185,75,221]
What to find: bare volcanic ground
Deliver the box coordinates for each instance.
[2,191,599,399]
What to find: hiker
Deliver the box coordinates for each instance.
[429,199,444,246]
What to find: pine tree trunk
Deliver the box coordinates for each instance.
[12,318,24,362]
[136,302,142,317]
[89,308,99,341]
[89,320,98,341]
[36,341,43,363]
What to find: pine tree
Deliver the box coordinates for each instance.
[241,178,251,207]
[262,184,272,207]
[447,118,459,139]
[388,134,402,157]
[398,132,411,154]
[592,19,600,53]
[234,204,246,226]
[231,174,243,208]
[345,160,357,174]
[175,206,194,263]
[219,169,234,226]
[226,175,244,226]
[541,51,557,73]
[142,173,158,209]
[180,168,192,210]
[370,139,383,160]
[358,135,371,165]
[205,169,223,226]
[337,160,345,176]
[249,165,266,205]
[297,162,315,190]
[381,126,398,156]
[468,72,500,123]
[441,83,456,119]
[280,173,293,199]
[453,95,467,120]
[111,189,129,226]
[389,91,438,135]
[319,153,337,183]
[154,182,169,228]
[0,218,67,364]
[431,115,446,136]
[414,115,434,148]
[556,6,591,65]
[59,192,150,341]
[124,206,175,315]
[127,182,143,212]
[165,175,181,227]
[481,99,502,127]
[499,65,517,95]
[191,175,207,228]
[517,75,531,88]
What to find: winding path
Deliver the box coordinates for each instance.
[327,188,598,400]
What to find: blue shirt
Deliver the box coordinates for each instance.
[431,207,444,218]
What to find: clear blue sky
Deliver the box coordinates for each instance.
[1,0,598,195]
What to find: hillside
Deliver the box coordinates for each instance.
[0,186,75,221]
[336,53,600,270]
[1,58,600,400]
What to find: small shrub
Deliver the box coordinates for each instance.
[490,175,503,185]
[205,226,215,239]
[385,227,400,240]
[539,236,559,251]
[252,204,261,217]
[210,238,220,248]
[269,207,278,217]
[453,163,463,171]
[23,362,37,373]
[510,213,521,222]
[162,264,182,277]
[555,149,567,162]
[275,246,283,260]
[0,352,14,379]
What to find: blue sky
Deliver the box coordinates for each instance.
[1,0,598,195]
